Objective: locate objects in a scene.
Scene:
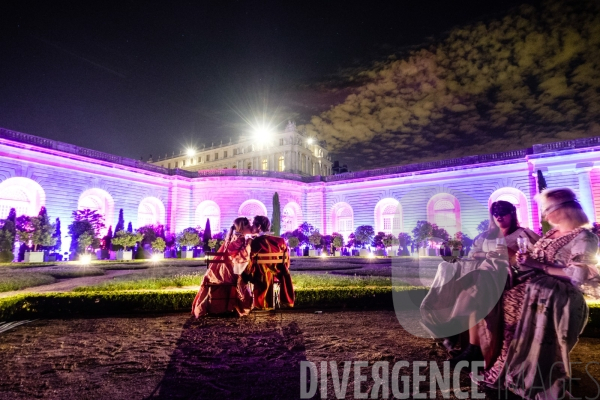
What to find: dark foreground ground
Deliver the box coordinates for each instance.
[0,310,598,400]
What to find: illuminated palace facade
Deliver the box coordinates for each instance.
[1,126,600,253]
[150,121,333,177]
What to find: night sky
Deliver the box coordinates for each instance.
[4,0,595,171]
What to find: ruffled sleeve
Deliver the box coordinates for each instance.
[566,229,600,296]
[467,232,487,258]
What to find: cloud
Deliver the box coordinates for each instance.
[302,0,600,170]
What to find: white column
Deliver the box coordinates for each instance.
[577,167,596,221]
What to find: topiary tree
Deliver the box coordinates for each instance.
[203,219,212,251]
[537,170,552,235]
[372,231,386,248]
[53,218,62,252]
[111,230,143,251]
[207,239,218,251]
[412,221,433,249]
[354,225,375,248]
[476,220,490,234]
[382,233,399,255]
[397,232,413,255]
[77,232,94,254]
[34,207,56,251]
[115,209,125,234]
[309,231,323,249]
[127,222,133,233]
[0,223,15,262]
[272,192,281,236]
[177,228,201,250]
[151,237,166,253]
[287,236,300,251]
[332,233,344,253]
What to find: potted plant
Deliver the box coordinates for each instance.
[382,234,398,257]
[354,225,375,257]
[177,229,200,258]
[287,236,300,257]
[19,209,57,263]
[308,231,322,256]
[332,234,344,256]
[111,230,142,260]
[151,237,166,259]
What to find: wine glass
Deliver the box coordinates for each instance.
[517,237,529,254]
[495,237,506,250]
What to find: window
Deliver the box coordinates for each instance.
[279,138,284,146]
[197,156,201,163]
[247,163,251,169]
[175,161,178,168]
[215,152,219,160]
[262,159,268,170]
[182,159,186,166]
[232,165,237,169]
[167,163,171,168]
[278,156,285,171]
[224,150,228,158]
[206,155,210,162]
[233,148,237,155]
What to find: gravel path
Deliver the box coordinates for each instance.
[0,311,598,399]
[0,270,135,298]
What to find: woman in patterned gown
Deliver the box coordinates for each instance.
[421,200,539,365]
[191,217,254,318]
[476,188,600,399]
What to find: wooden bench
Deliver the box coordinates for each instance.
[252,251,286,309]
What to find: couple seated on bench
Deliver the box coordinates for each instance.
[191,215,295,317]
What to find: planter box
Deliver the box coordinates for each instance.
[359,249,370,257]
[181,250,195,259]
[116,250,133,261]
[334,251,341,257]
[46,254,57,262]
[24,251,44,263]
[375,249,386,256]
[308,249,317,257]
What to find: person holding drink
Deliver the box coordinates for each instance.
[421,200,539,365]
[477,188,600,399]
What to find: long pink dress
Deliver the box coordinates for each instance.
[191,236,253,317]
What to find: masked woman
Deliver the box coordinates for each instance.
[421,200,540,365]
[191,217,254,318]
[477,188,600,399]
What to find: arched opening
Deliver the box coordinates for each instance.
[489,187,529,228]
[330,202,354,239]
[195,200,221,231]
[78,188,115,233]
[278,156,285,171]
[262,159,268,170]
[0,177,46,219]
[282,202,302,233]
[238,200,268,225]
[427,193,461,236]
[137,197,166,227]
[374,198,402,235]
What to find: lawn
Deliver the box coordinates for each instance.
[0,268,106,293]
[72,271,397,292]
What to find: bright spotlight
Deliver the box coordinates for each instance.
[368,252,375,259]
[307,138,314,145]
[80,254,92,265]
[151,254,162,263]
[320,252,327,258]
[186,148,196,157]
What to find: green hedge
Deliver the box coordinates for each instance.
[0,288,598,332]
[0,286,427,320]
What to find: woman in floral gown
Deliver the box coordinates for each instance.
[476,188,600,399]
[191,217,254,317]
